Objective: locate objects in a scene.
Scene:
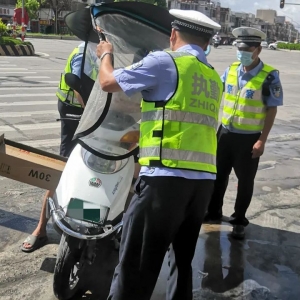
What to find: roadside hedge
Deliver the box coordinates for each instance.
[0,36,32,46]
[277,42,300,50]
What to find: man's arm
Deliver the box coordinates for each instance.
[96,40,160,97]
[99,54,121,93]
[252,71,283,158]
[259,107,277,143]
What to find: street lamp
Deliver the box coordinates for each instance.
[206,1,214,18]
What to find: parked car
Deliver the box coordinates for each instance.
[261,41,268,48]
[268,41,288,50]
[232,40,237,46]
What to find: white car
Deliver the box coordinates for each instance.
[261,41,268,48]
[232,40,237,46]
[268,41,288,50]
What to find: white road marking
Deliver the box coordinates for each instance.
[35,52,50,57]
[0,86,56,91]
[0,68,28,71]
[0,81,59,85]
[0,122,60,132]
[0,101,56,106]
[0,76,51,79]
[0,72,36,74]
[0,110,58,117]
[18,138,61,148]
[1,70,60,74]
[0,93,54,98]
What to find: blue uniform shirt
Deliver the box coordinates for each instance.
[71,53,83,78]
[71,42,99,79]
[221,61,283,134]
[113,45,215,180]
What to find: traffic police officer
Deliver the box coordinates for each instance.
[97,9,222,300]
[57,42,98,156]
[205,27,283,239]
[21,43,98,252]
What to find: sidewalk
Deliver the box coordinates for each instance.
[26,34,79,41]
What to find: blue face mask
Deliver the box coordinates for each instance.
[237,50,255,66]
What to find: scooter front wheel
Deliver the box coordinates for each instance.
[53,233,86,300]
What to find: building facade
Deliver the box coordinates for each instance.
[256,9,277,25]
[0,0,14,23]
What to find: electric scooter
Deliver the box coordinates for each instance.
[48,2,172,299]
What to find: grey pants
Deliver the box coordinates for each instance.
[107,175,214,300]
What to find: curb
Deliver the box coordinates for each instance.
[0,44,35,56]
[26,35,79,41]
[278,49,300,53]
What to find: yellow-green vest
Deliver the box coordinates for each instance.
[56,45,98,107]
[139,52,223,173]
[222,61,276,132]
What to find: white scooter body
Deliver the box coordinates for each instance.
[49,118,138,239]
[53,144,135,223]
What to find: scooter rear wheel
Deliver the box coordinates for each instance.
[53,233,85,300]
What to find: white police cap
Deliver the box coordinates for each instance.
[232,27,266,47]
[170,9,221,38]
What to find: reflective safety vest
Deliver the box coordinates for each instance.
[56,45,98,107]
[139,52,223,173]
[222,61,276,132]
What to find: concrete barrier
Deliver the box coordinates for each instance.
[0,44,35,56]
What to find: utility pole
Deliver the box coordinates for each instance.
[21,0,25,41]
[52,0,58,35]
[55,7,58,35]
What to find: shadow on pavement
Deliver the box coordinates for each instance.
[0,208,41,234]
[37,219,300,300]
[193,221,300,299]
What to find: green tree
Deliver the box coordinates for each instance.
[139,0,166,7]
[153,0,167,8]
[0,18,7,35]
[16,0,40,20]
[115,0,166,8]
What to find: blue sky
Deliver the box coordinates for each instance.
[220,0,300,28]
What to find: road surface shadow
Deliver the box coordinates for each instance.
[0,208,40,234]
[37,221,300,299]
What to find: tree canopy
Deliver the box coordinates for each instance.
[16,0,40,20]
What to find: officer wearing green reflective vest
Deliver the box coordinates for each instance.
[96,9,222,300]
[57,42,98,157]
[205,27,283,240]
[21,43,98,253]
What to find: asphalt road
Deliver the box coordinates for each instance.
[0,39,300,300]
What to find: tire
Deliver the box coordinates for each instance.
[53,233,86,300]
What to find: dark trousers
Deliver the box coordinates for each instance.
[57,100,82,157]
[107,176,214,300]
[207,126,260,226]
